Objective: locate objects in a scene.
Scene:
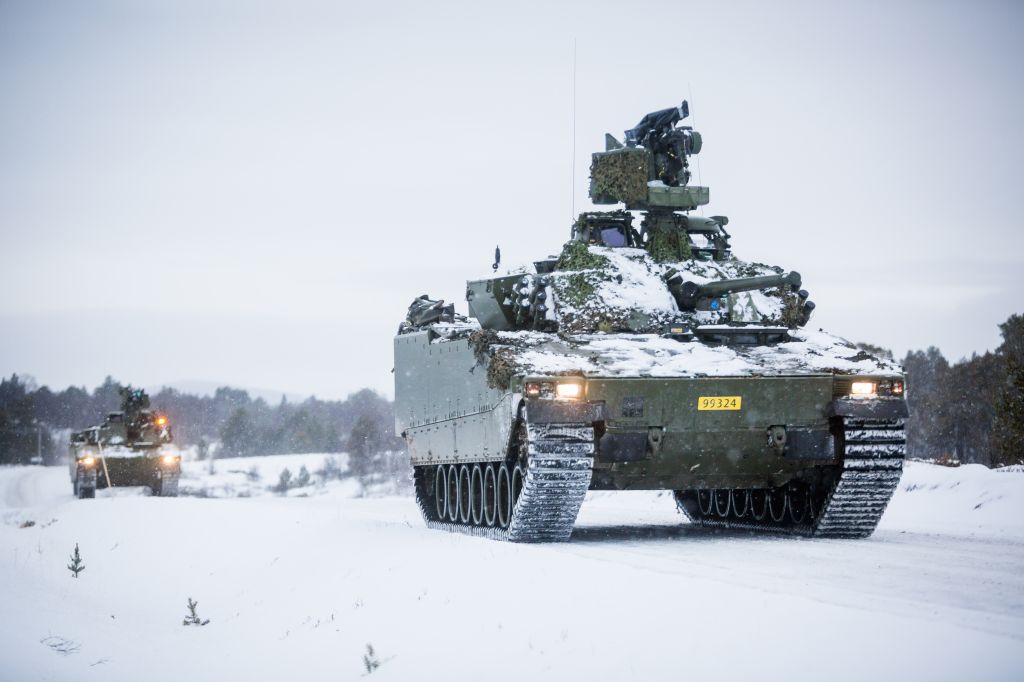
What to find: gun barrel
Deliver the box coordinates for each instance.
[674,272,802,310]
[697,272,801,298]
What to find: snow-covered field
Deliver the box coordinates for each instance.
[2,459,1022,681]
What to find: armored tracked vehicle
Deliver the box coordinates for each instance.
[394,101,906,541]
[69,386,180,498]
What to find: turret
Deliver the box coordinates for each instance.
[587,100,730,262]
[404,101,816,338]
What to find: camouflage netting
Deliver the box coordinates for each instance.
[468,328,518,390]
[778,291,806,328]
[556,240,611,272]
[645,225,692,263]
[550,245,675,334]
[590,148,648,204]
[486,347,517,390]
[468,329,500,364]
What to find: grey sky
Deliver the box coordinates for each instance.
[1,0,1021,399]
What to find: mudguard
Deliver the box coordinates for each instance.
[828,397,908,420]
[524,399,606,425]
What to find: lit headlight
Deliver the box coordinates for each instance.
[81,456,95,466]
[555,382,583,400]
[524,380,585,400]
[850,381,876,396]
[161,454,179,465]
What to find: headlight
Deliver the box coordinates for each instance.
[524,380,585,400]
[555,382,583,400]
[850,381,876,396]
[161,454,178,465]
[81,456,95,466]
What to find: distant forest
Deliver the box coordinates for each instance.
[1,314,1021,468]
[0,377,403,467]
[898,313,1023,467]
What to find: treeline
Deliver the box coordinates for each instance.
[0,376,404,467]
[900,314,1023,467]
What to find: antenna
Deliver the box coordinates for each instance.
[570,39,577,222]
[688,82,704,216]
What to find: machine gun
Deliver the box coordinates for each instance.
[622,99,702,187]
[590,99,708,208]
[405,295,457,328]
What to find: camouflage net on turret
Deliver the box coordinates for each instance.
[590,148,648,204]
[645,226,692,263]
[779,291,806,328]
[556,240,611,271]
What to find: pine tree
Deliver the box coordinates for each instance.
[220,407,255,457]
[275,467,293,494]
[295,465,311,488]
[994,314,1024,466]
[182,598,210,626]
[902,347,953,460]
[363,643,380,673]
[67,543,85,578]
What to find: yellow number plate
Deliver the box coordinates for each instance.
[697,396,742,411]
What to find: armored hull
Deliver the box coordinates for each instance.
[395,319,905,541]
[69,387,180,498]
[394,101,906,541]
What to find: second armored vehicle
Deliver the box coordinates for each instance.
[394,100,906,542]
[69,386,181,498]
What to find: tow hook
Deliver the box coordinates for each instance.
[767,425,787,454]
[647,427,664,456]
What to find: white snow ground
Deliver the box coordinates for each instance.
[1,459,1023,681]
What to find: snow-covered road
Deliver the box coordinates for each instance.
[2,461,1022,681]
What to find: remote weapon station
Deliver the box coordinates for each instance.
[394,101,906,541]
[69,387,180,498]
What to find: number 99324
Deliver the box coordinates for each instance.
[697,396,742,411]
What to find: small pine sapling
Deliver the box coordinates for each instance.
[67,543,85,578]
[320,455,343,480]
[275,467,292,494]
[295,465,310,488]
[182,598,210,626]
[363,643,380,674]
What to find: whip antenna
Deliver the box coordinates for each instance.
[570,39,577,221]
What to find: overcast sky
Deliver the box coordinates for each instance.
[1,0,1021,400]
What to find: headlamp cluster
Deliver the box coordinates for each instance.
[524,380,584,400]
[848,378,905,398]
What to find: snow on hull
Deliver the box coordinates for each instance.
[431,322,899,379]
[428,246,899,379]
[504,327,900,378]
